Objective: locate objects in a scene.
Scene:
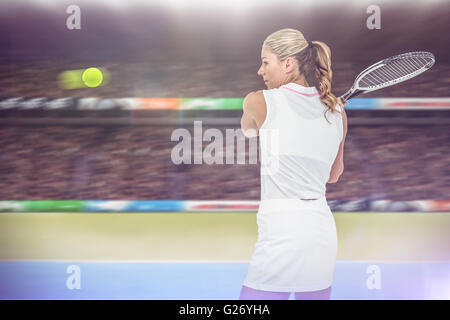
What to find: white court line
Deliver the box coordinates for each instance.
[0,259,251,263]
[0,259,448,264]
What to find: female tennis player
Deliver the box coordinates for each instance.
[239,28,348,300]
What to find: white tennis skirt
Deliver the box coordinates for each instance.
[242,196,338,292]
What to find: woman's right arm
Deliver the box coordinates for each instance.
[240,92,260,138]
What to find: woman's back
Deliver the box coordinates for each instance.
[259,82,344,200]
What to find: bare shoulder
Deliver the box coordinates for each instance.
[243,90,266,113]
[243,90,267,128]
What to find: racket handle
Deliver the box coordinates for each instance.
[340,89,361,104]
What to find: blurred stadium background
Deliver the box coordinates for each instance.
[0,0,449,299]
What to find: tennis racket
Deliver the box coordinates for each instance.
[339,51,435,104]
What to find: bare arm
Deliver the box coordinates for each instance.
[240,91,265,138]
[241,94,259,138]
[328,102,348,183]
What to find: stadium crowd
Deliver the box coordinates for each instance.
[0,123,447,201]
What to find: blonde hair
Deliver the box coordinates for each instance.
[263,28,342,122]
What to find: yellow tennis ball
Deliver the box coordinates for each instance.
[82,67,103,87]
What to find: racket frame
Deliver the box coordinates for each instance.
[340,51,435,103]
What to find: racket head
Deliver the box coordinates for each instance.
[354,51,435,92]
[340,51,435,103]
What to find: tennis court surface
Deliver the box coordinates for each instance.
[1,212,449,299]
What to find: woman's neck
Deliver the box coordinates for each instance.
[291,74,312,87]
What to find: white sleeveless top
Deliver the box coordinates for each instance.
[259,82,344,200]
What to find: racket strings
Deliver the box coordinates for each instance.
[359,55,433,89]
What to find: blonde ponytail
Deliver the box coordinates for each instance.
[311,41,342,123]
